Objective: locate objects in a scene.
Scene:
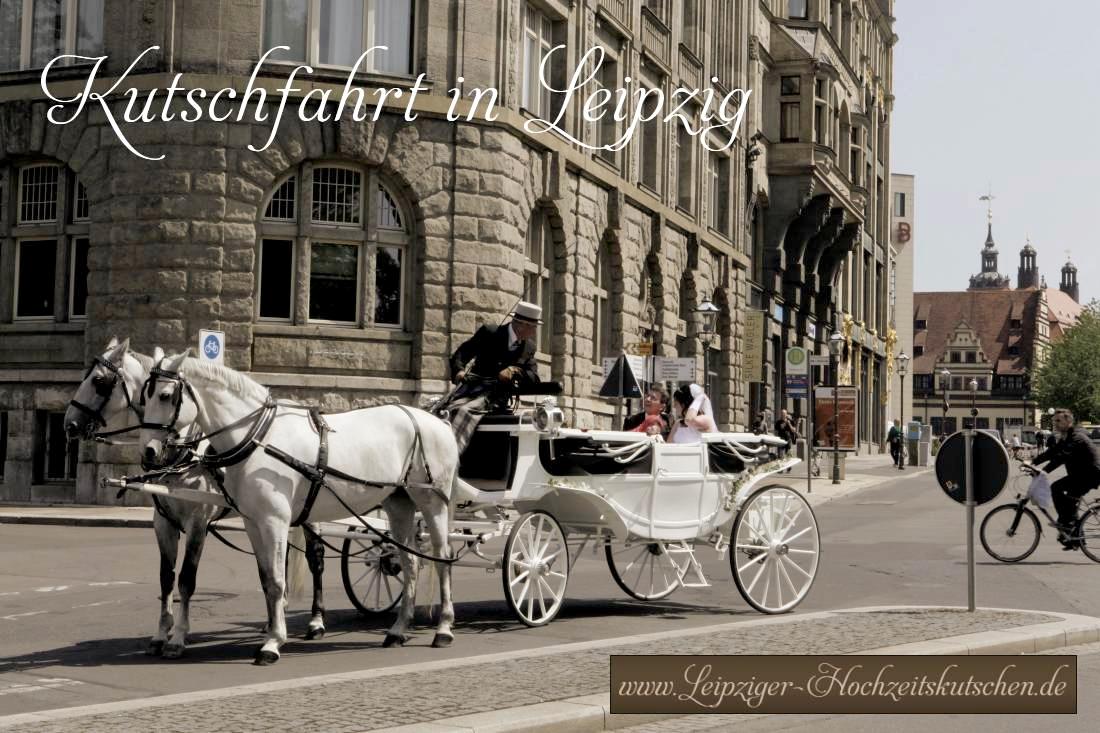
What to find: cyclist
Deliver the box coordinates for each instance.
[1029,408,1100,549]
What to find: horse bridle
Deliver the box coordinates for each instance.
[69,356,142,433]
[140,365,199,440]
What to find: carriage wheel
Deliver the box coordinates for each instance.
[340,528,404,616]
[605,542,681,601]
[730,485,820,614]
[502,511,570,627]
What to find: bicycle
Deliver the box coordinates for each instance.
[979,463,1100,563]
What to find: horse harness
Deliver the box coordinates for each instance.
[140,368,446,530]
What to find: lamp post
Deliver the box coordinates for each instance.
[829,332,844,484]
[939,367,952,438]
[696,298,720,396]
[897,351,910,469]
[968,378,979,429]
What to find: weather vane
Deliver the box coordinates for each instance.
[979,184,995,225]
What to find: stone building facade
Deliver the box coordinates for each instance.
[0,0,761,503]
[887,172,913,428]
[744,0,898,450]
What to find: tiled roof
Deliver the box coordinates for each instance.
[911,289,1038,375]
[1044,288,1084,339]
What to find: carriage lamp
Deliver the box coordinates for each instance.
[535,397,564,435]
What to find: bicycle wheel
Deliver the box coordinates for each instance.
[979,504,1040,562]
[1075,505,1100,563]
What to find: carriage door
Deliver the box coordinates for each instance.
[650,445,709,537]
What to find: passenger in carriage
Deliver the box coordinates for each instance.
[623,384,671,437]
[434,301,542,454]
[669,384,718,444]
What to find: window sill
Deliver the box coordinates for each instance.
[253,322,412,341]
[1,321,84,333]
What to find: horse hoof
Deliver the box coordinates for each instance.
[253,649,280,666]
[431,634,454,649]
[305,626,326,641]
[162,643,184,659]
[145,640,165,656]
[382,634,406,648]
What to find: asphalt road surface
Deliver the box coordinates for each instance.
[2,466,1098,719]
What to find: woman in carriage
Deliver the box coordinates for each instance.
[669,384,717,443]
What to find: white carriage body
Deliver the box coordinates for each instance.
[461,422,797,542]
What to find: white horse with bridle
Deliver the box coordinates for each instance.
[139,350,459,665]
[63,338,329,659]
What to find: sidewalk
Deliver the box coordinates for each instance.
[0,457,931,529]
[1,605,1095,733]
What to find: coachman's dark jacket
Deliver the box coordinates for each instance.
[449,325,539,395]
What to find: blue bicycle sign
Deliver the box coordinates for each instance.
[199,330,225,363]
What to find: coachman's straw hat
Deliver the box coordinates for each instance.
[511,301,543,324]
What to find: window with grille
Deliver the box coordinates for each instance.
[263,0,413,74]
[259,166,410,327]
[312,167,362,225]
[33,411,77,483]
[73,180,89,221]
[264,176,296,221]
[19,164,59,224]
[524,210,555,352]
[2,0,104,71]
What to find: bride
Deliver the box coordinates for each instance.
[669,384,717,444]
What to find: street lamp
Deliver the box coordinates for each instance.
[696,298,720,395]
[897,351,910,469]
[968,378,979,430]
[828,332,845,484]
[939,367,952,437]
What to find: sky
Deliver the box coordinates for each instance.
[892,0,1098,306]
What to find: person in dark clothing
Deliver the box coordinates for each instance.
[887,419,905,470]
[774,409,799,458]
[1031,409,1100,549]
[434,301,541,453]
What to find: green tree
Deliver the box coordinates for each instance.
[1034,301,1100,422]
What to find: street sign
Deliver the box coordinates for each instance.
[599,354,646,398]
[785,347,808,375]
[198,329,225,366]
[653,357,695,382]
[744,311,765,382]
[633,342,654,357]
[935,430,1008,506]
[809,355,830,367]
[784,374,809,398]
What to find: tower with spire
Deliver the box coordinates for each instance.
[968,190,1011,290]
[1061,253,1080,302]
[1017,236,1039,289]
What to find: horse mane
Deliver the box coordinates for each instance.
[179,358,269,403]
[129,351,154,371]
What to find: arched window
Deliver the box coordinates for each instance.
[263,0,414,74]
[524,209,555,351]
[3,161,89,321]
[257,164,412,328]
[593,243,614,364]
[1,0,104,71]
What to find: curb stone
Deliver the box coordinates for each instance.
[356,607,1100,733]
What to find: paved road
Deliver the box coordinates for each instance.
[2,465,1097,719]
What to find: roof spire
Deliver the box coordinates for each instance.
[979,185,996,247]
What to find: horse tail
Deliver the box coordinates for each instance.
[285,526,309,601]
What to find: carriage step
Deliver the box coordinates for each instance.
[679,580,712,589]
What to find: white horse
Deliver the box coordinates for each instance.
[63,338,328,659]
[139,350,458,665]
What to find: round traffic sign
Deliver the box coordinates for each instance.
[935,430,1009,505]
[202,333,221,360]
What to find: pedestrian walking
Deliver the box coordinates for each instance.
[888,419,905,470]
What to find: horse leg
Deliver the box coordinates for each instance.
[244,519,289,665]
[148,511,179,656]
[303,523,326,640]
[163,515,208,659]
[421,494,455,649]
[381,492,419,648]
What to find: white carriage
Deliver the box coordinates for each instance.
[340,398,821,627]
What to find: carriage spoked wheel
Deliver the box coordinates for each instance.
[340,509,405,616]
[605,541,682,601]
[502,511,570,627]
[730,485,820,614]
